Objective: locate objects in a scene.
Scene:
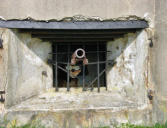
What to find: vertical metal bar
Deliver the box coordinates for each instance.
[82,44,85,91]
[105,44,107,91]
[67,44,70,91]
[97,43,100,92]
[55,44,58,91]
[52,44,56,88]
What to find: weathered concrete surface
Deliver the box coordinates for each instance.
[5,30,52,108]
[153,0,167,123]
[0,28,154,127]
[0,29,8,91]
[0,0,154,24]
[3,0,167,126]
[107,30,150,105]
[5,107,153,128]
[5,88,153,127]
[0,29,9,117]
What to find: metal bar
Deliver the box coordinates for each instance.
[55,44,58,91]
[0,91,5,94]
[97,43,100,92]
[57,65,67,73]
[57,62,68,65]
[105,45,107,91]
[67,44,70,91]
[82,45,85,91]
[86,61,110,65]
[20,29,137,34]
[0,20,148,29]
[88,69,105,90]
[32,34,123,39]
[52,44,56,88]
[42,38,114,42]
[49,51,112,55]
[57,60,112,65]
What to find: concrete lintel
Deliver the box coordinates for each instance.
[0,20,148,29]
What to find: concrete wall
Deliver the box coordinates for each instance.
[3,0,167,125]
[3,30,52,108]
[0,29,8,91]
[153,0,167,123]
[0,0,154,23]
[107,30,150,105]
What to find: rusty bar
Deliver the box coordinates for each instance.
[0,38,3,49]
[82,45,86,91]
[49,51,112,55]
[57,60,112,65]
[55,44,58,91]
[52,44,56,88]
[105,45,107,91]
[89,69,105,90]
[67,44,70,91]
[97,43,100,92]
[57,66,67,73]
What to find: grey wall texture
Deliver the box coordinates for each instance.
[0,0,154,22]
[0,0,167,126]
[153,0,167,123]
[3,30,52,108]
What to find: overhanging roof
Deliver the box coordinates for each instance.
[0,20,148,29]
[0,20,148,42]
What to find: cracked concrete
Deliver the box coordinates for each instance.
[5,88,152,127]
[2,0,167,126]
[0,0,154,25]
[0,28,154,127]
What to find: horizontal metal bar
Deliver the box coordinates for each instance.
[32,34,124,39]
[86,61,110,65]
[20,29,137,34]
[42,38,114,42]
[56,60,112,65]
[49,51,112,55]
[0,20,148,29]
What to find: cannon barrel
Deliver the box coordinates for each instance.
[75,48,85,59]
[71,48,88,65]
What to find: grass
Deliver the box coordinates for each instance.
[1,122,167,128]
[114,122,167,128]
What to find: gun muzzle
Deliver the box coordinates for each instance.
[75,48,85,59]
[71,48,88,65]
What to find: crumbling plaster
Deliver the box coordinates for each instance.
[0,0,154,27]
[0,29,53,108]
[107,30,150,105]
[153,0,167,123]
[3,0,167,126]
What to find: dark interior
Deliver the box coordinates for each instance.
[52,42,106,89]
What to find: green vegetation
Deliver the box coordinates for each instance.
[114,122,167,128]
[0,120,45,128]
[1,122,167,128]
